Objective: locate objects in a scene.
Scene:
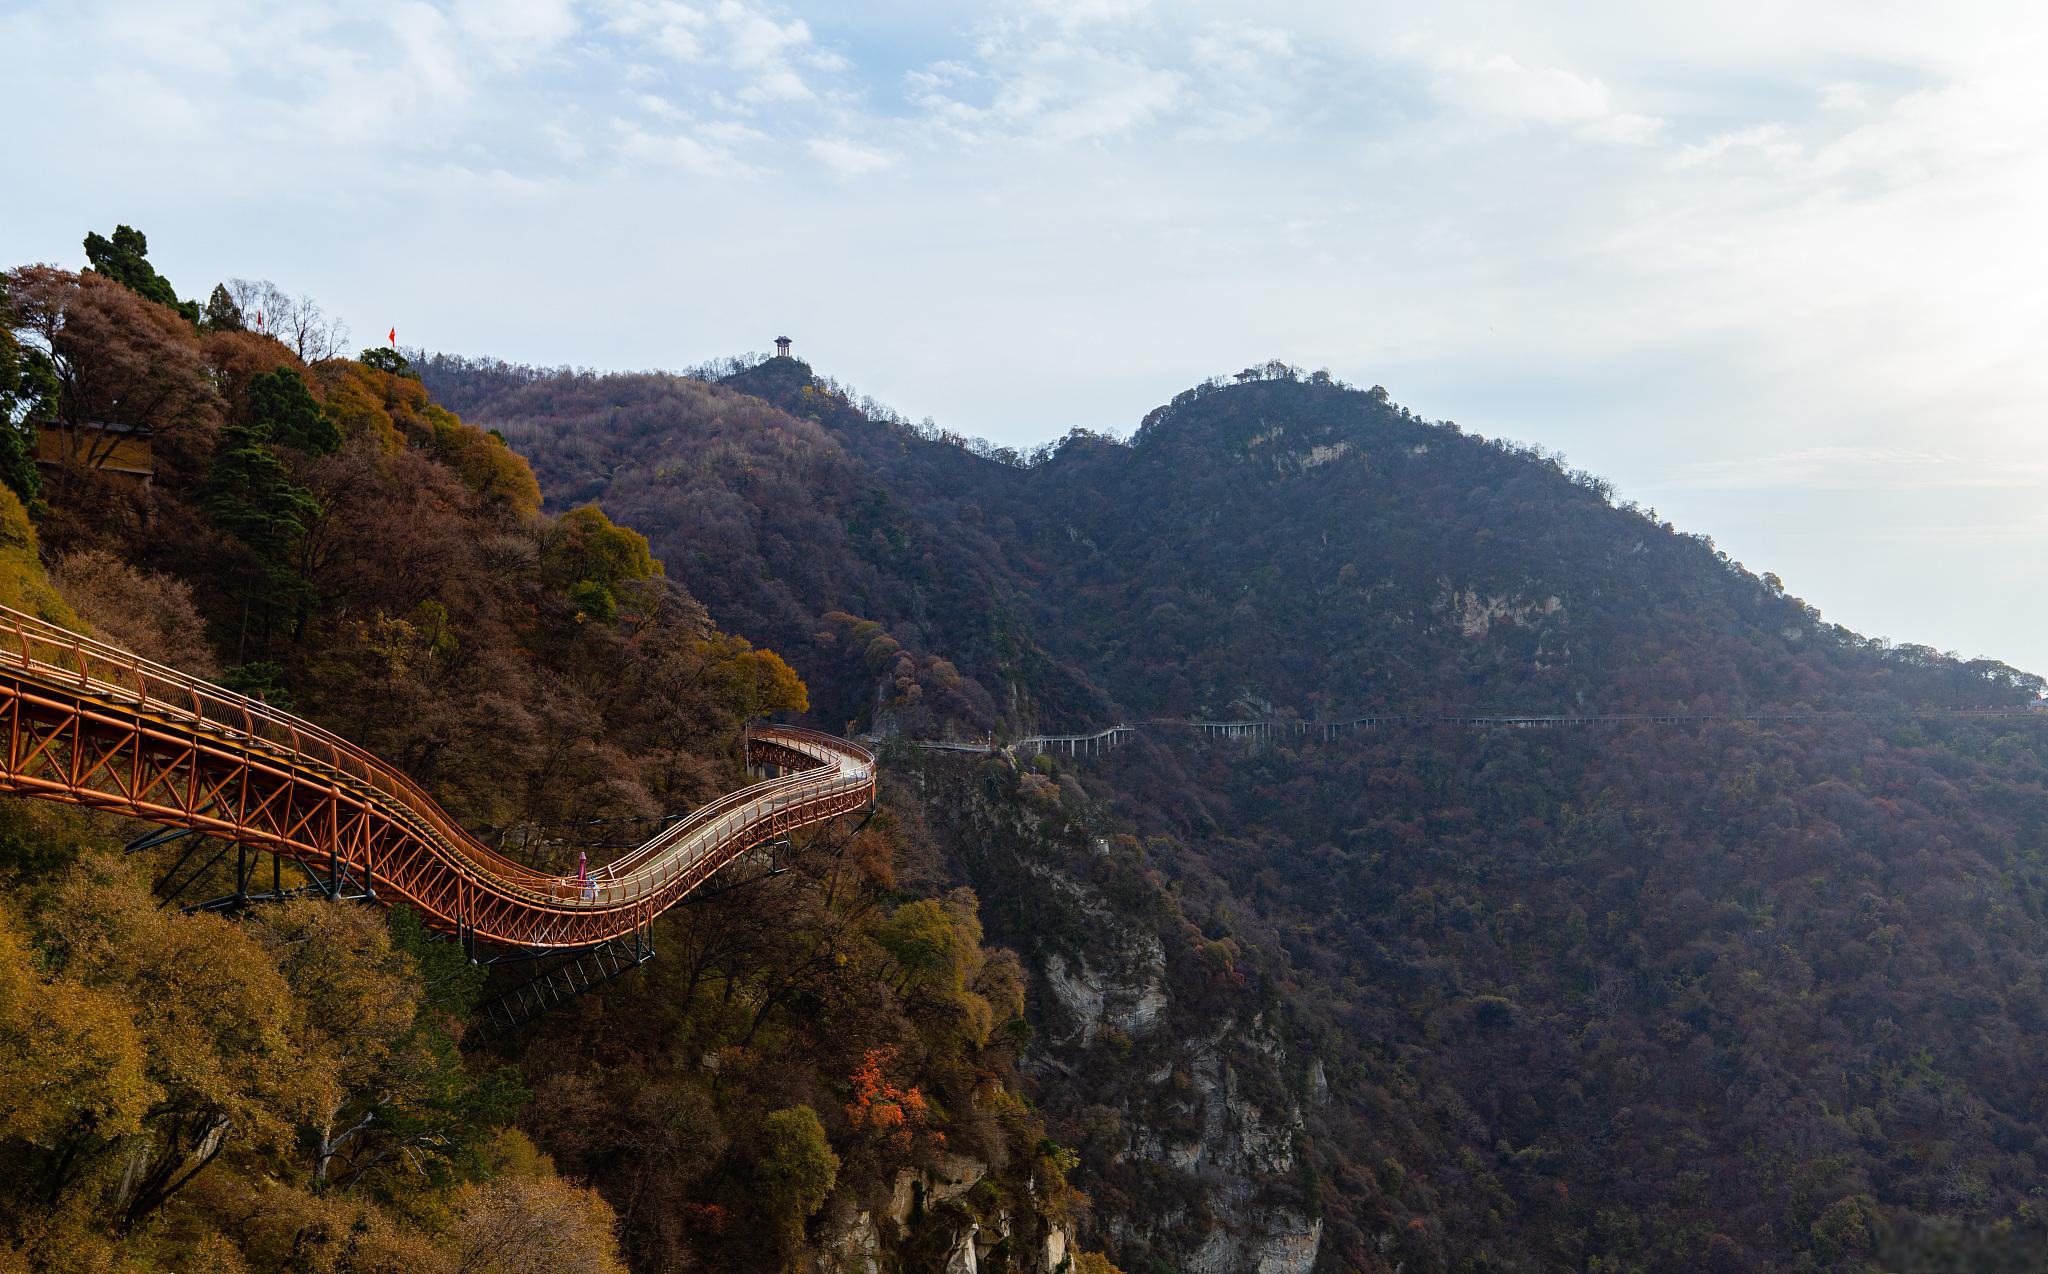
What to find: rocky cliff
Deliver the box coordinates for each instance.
[894,745,1323,1274]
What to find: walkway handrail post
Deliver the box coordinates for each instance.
[0,603,876,950]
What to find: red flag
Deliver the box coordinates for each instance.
[388,327,397,346]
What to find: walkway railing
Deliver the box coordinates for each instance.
[910,704,2048,757]
[0,604,874,949]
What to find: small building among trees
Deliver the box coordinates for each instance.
[36,419,155,483]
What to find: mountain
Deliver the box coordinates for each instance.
[0,251,1111,1274]
[425,350,2048,1273]
[424,353,2036,736]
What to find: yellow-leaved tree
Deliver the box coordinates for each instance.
[38,853,319,1228]
[0,903,154,1208]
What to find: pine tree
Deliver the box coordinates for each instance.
[249,367,339,455]
[201,283,244,332]
[81,225,198,322]
[205,422,321,563]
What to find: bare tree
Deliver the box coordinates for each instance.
[226,278,287,336]
[227,277,350,363]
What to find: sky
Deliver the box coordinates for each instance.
[4,0,2047,675]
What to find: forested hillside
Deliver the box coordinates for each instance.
[424,349,2048,1273]
[0,235,1116,1274]
[425,353,2038,737]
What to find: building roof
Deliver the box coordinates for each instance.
[43,419,154,437]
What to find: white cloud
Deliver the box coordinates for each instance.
[382,2,472,101]
[1668,445,2031,491]
[699,119,771,148]
[1426,47,1613,126]
[1819,81,1870,112]
[1190,21,1295,78]
[1181,20,1301,140]
[1396,40,1664,146]
[631,90,685,119]
[808,136,898,176]
[1023,0,1150,26]
[598,0,708,59]
[450,0,578,66]
[613,120,757,175]
[1674,123,1802,169]
[9,0,2048,670]
[599,0,842,103]
[715,0,830,101]
[912,35,1185,144]
[1581,111,1662,144]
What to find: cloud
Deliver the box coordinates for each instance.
[597,0,708,60]
[1670,445,2048,493]
[1022,0,1151,26]
[11,0,2048,670]
[715,1,821,101]
[449,0,579,66]
[613,120,758,176]
[1426,47,1613,125]
[631,90,685,119]
[1819,81,1871,112]
[1392,40,1665,146]
[599,0,841,103]
[1189,20,1295,79]
[808,136,898,176]
[1674,123,1802,169]
[912,36,1185,144]
[1182,20,1301,139]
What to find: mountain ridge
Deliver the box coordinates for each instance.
[424,347,2048,1273]
[423,351,2040,735]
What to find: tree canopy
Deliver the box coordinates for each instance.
[82,225,196,323]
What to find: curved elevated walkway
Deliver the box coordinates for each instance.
[0,604,874,949]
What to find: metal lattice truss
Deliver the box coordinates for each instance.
[0,604,875,949]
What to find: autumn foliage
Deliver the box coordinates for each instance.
[0,232,1093,1274]
[844,1047,937,1155]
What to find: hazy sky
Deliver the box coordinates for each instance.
[6,1,2047,675]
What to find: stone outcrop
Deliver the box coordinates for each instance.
[905,751,1326,1274]
[814,1151,1080,1274]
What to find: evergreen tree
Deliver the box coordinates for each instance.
[81,225,198,322]
[201,283,244,332]
[0,306,51,511]
[249,367,340,455]
[358,346,415,378]
[205,422,321,564]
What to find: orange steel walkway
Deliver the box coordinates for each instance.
[0,604,875,949]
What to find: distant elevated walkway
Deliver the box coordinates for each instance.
[907,705,2046,758]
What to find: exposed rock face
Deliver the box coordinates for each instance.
[916,754,1325,1274]
[1041,935,1168,1045]
[885,1153,987,1225]
[1240,419,1358,475]
[1107,1014,1322,1274]
[813,1151,1079,1274]
[815,1207,883,1274]
[1442,585,1565,638]
[942,1225,979,1273]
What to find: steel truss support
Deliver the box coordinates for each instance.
[183,851,375,915]
[0,634,875,950]
[468,802,875,1041]
[467,926,657,1045]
